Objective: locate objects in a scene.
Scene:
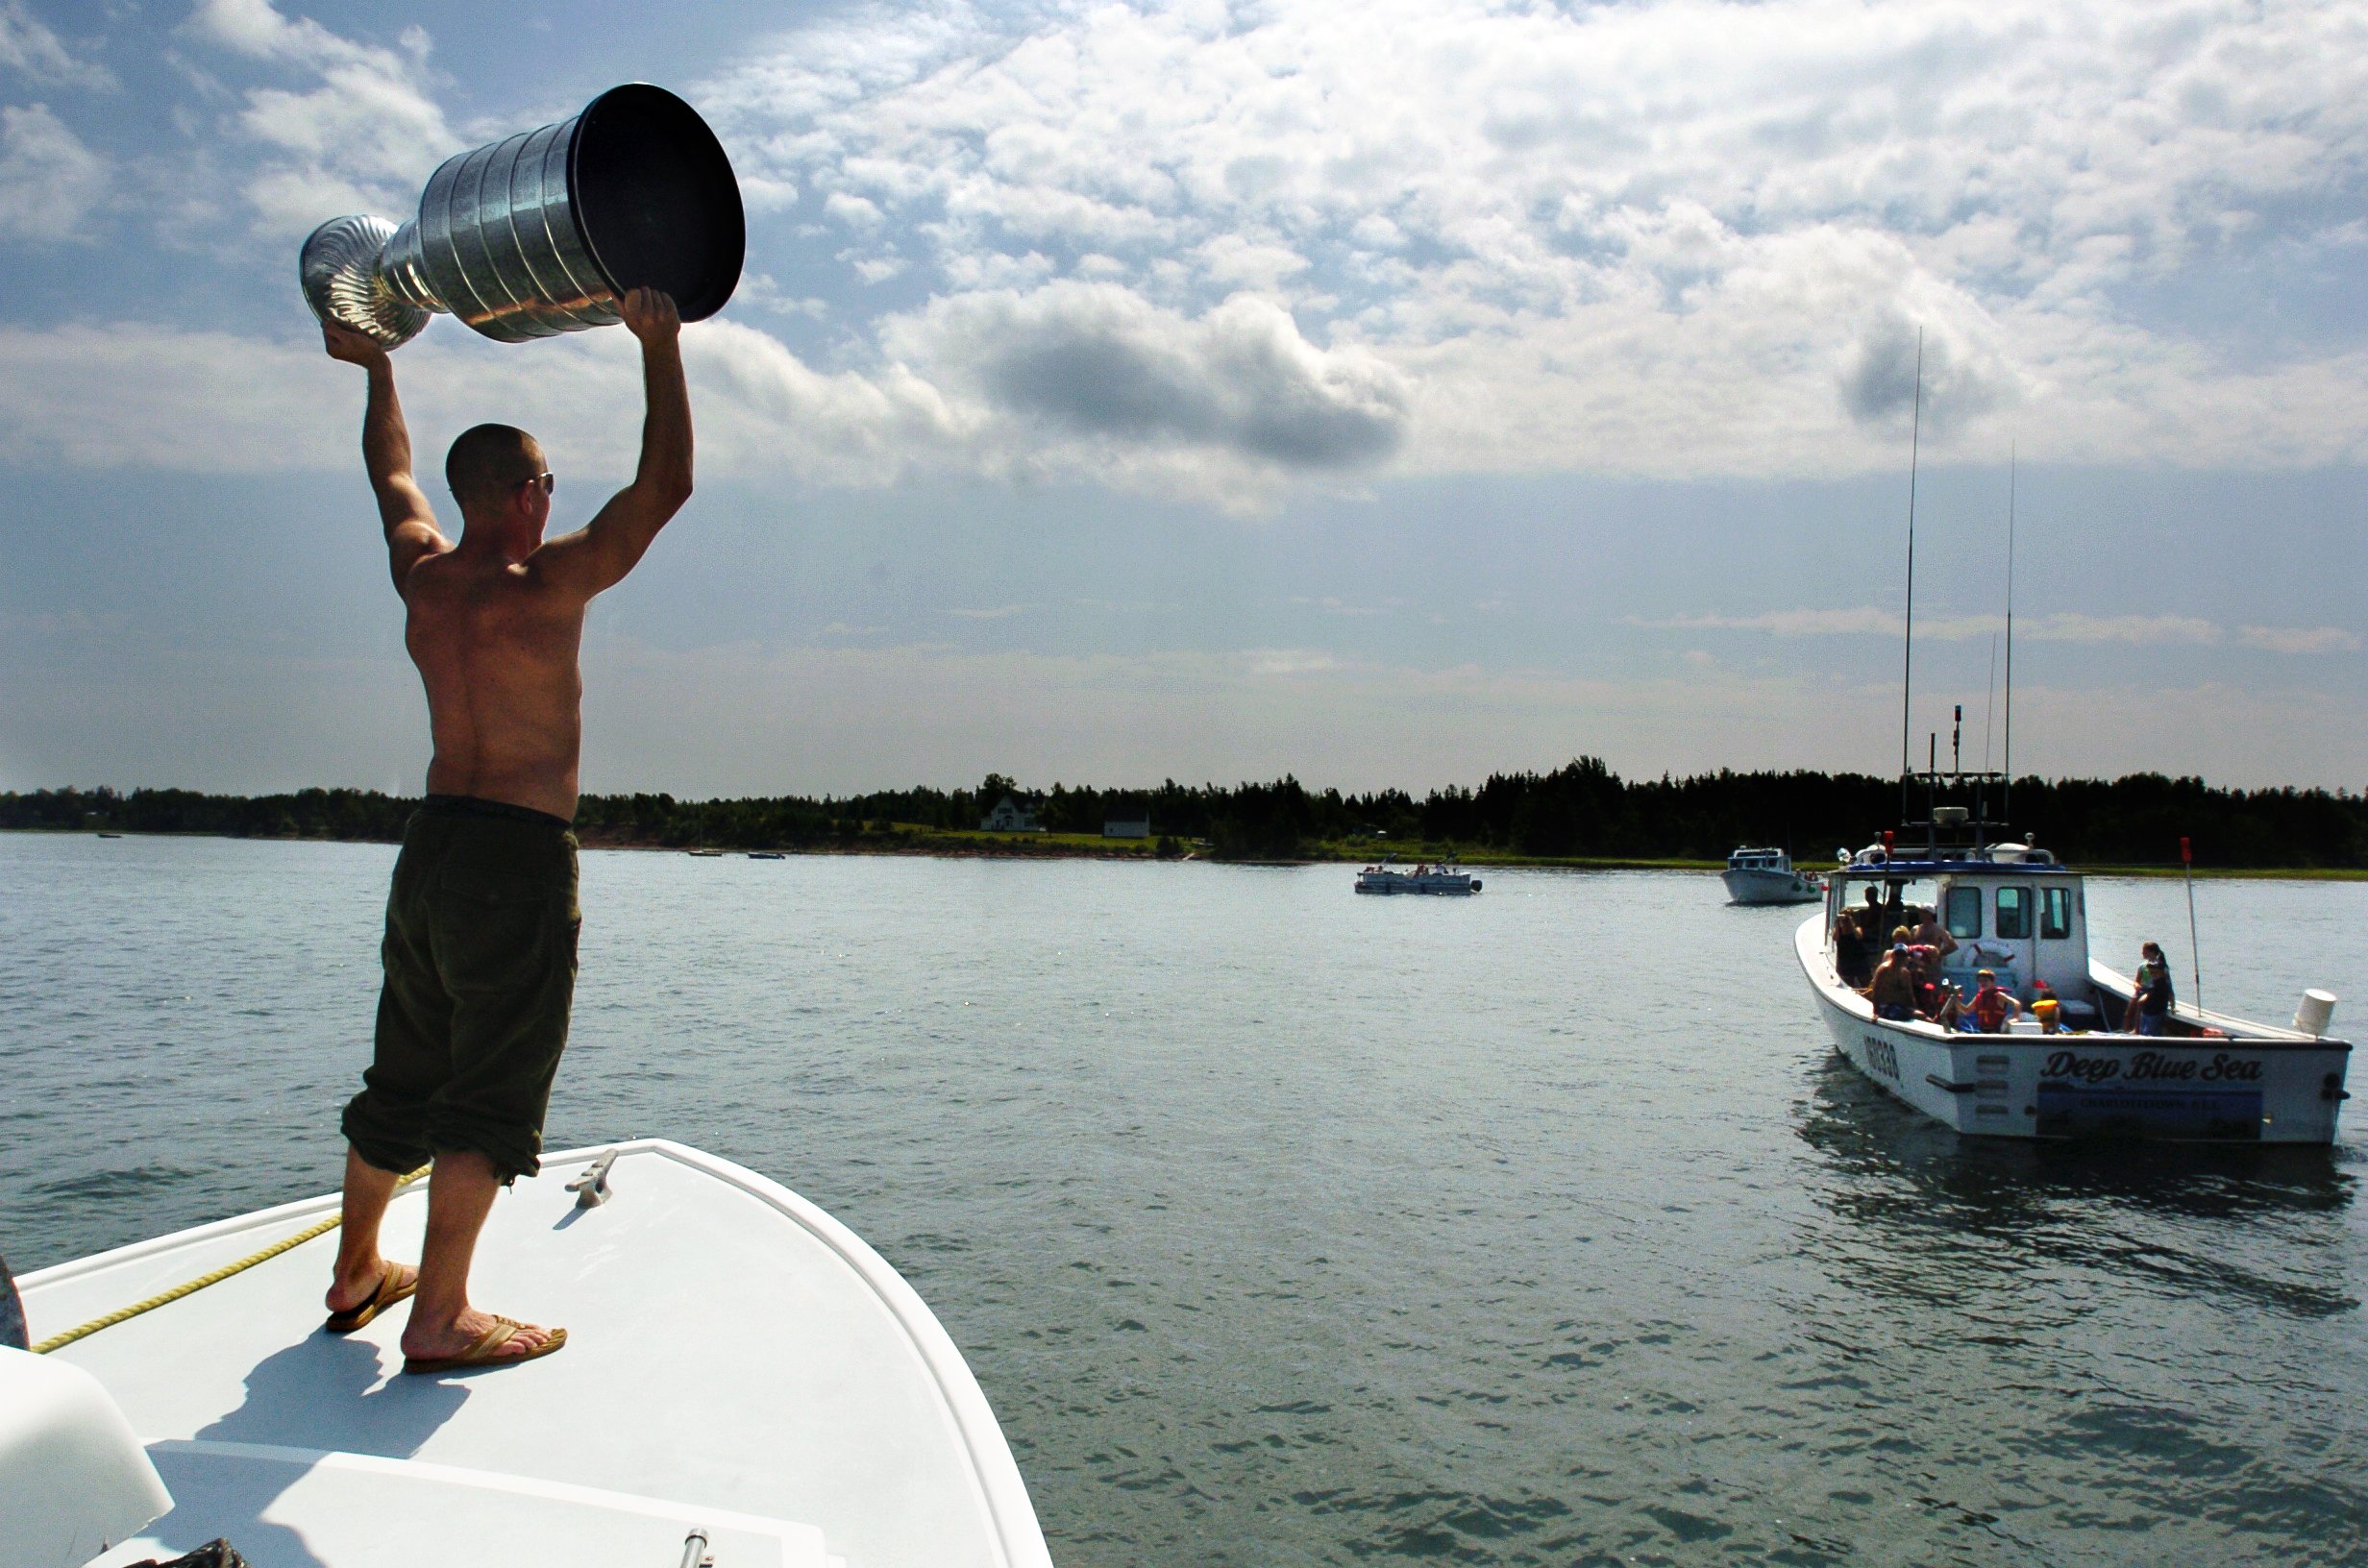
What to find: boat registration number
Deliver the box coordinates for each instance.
[1861,1036,1901,1081]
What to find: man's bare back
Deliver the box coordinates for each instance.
[325,285,692,820]
[404,547,592,821]
[319,285,691,1370]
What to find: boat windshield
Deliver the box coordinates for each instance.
[1831,872,1941,940]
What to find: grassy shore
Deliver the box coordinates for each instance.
[27,823,2368,877]
[490,824,2368,876]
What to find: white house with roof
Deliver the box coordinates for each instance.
[980,794,1043,832]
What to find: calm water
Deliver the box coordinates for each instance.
[4,832,2364,1567]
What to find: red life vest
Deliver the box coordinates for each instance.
[1972,985,2012,1031]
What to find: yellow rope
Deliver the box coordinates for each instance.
[33,1165,432,1356]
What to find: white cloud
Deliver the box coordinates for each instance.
[940,604,1033,620]
[825,190,883,230]
[16,0,2368,501]
[555,644,2368,796]
[0,2,113,90]
[0,289,1403,505]
[0,103,105,240]
[1635,606,1897,638]
[2236,625,2362,656]
[2020,612,2224,647]
[0,317,971,489]
[1631,606,2356,653]
[183,0,457,238]
[880,282,1411,485]
[696,0,2368,478]
[0,322,388,471]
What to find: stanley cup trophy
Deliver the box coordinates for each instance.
[300,84,745,348]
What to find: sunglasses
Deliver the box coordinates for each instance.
[519,472,555,496]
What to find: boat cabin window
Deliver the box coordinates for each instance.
[1996,885,2032,940]
[1943,885,1983,940]
[1836,875,1939,941]
[2040,885,2072,940]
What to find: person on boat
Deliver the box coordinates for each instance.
[2125,942,2176,1036]
[1965,969,2023,1034]
[1833,908,1871,987]
[1862,944,1919,1021]
[1854,898,1890,978]
[1911,906,1958,963]
[317,288,694,1374]
[1906,945,1950,1021]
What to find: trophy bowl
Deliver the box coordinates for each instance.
[301,83,745,349]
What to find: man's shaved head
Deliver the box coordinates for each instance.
[445,424,546,511]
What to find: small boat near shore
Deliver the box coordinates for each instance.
[1721,847,1821,905]
[1355,858,1482,895]
[1799,796,2351,1143]
[6,1138,1053,1567]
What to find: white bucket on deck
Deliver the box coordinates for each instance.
[0,1345,172,1567]
[2293,989,2337,1038]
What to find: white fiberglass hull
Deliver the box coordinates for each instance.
[19,1139,1053,1568]
[1794,918,2350,1143]
[1722,868,1819,905]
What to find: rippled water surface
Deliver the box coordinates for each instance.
[4,833,2364,1566]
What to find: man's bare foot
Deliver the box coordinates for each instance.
[401,1307,562,1366]
[325,1260,417,1316]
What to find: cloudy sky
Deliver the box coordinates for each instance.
[2,0,2362,797]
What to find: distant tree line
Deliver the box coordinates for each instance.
[5,762,2363,868]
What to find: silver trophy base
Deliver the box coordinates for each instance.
[300,214,430,349]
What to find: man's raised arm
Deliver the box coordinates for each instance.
[323,323,447,593]
[540,286,693,598]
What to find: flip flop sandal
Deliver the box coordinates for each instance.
[403,1315,567,1375]
[323,1263,418,1334]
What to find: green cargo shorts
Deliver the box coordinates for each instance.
[342,796,580,1181]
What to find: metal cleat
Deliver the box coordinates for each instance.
[566,1150,619,1209]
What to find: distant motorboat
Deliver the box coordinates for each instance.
[1355,858,1482,895]
[748,850,786,860]
[1802,800,2351,1143]
[687,847,725,857]
[1722,847,1821,905]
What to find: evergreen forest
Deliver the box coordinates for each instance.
[7,761,2363,869]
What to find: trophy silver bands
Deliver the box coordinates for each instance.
[300,84,745,349]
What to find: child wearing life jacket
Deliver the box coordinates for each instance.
[1967,968,2023,1034]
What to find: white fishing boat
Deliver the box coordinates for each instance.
[1353,858,1482,895]
[4,1138,1054,1568]
[1797,802,2351,1143]
[1720,847,1821,905]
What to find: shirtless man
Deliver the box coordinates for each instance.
[1910,905,1959,964]
[1862,943,1918,1021]
[316,287,692,1373]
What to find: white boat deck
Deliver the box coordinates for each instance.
[20,1140,1051,1568]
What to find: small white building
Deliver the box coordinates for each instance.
[1102,816,1150,839]
[980,794,1042,832]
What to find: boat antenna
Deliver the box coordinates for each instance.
[1981,629,1999,819]
[2182,835,2204,1015]
[2003,440,2015,821]
[1899,330,1924,821]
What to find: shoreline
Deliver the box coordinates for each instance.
[24,826,2368,878]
